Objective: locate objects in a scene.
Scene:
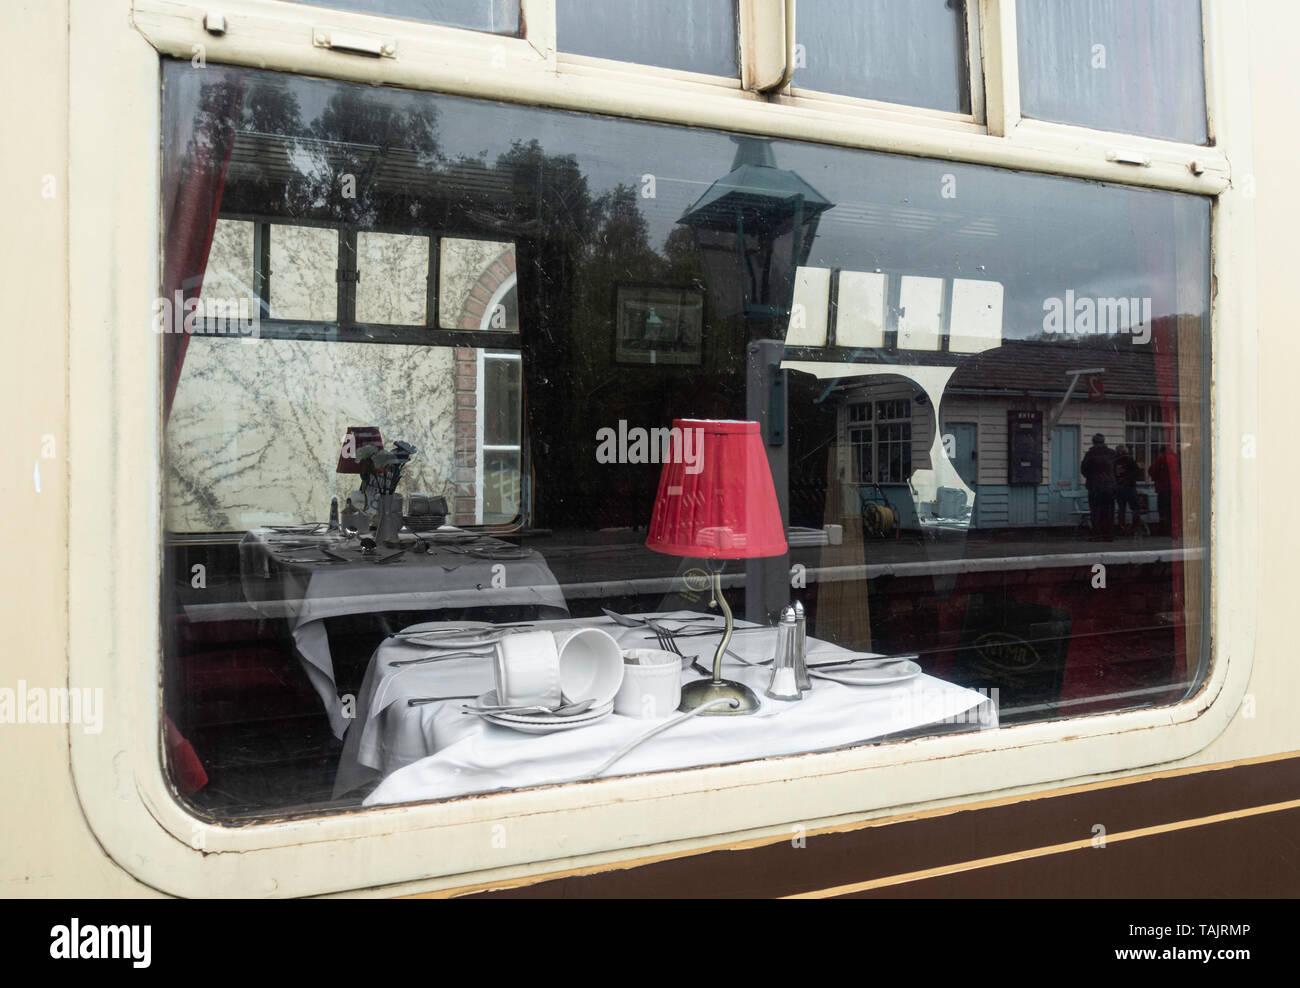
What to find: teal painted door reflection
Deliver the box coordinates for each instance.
[1049,426,1080,525]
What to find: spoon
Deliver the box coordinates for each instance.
[462,697,596,718]
[406,693,482,707]
[388,648,496,667]
[600,608,715,630]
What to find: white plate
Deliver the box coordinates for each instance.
[474,690,613,722]
[800,652,915,665]
[472,691,614,733]
[392,622,503,649]
[398,634,506,650]
[481,710,613,735]
[807,659,922,686]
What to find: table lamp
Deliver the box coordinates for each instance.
[336,426,383,474]
[646,419,788,715]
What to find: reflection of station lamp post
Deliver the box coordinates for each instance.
[679,135,834,337]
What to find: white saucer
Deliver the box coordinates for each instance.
[471,690,614,733]
[805,655,923,685]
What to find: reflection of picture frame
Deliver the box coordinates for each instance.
[614,284,704,365]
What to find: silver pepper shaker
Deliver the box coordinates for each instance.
[793,600,810,691]
[765,606,803,701]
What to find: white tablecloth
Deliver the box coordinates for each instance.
[338,612,998,804]
[239,527,568,736]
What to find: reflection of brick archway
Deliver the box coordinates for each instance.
[455,249,516,329]
[452,250,516,525]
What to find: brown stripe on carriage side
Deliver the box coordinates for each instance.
[404,751,1300,899]
[790,798,1300,897]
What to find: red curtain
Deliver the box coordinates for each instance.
[161,73,245,419]
[160,71,245,792]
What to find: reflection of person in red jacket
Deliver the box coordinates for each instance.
[1148,445,1180,536]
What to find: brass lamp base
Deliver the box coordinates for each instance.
[679,677,761,716]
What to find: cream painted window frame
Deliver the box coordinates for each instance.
[783,0,987,128]
[64,0,1254,897]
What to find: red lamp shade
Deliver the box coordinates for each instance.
[337,426,383,474]
[645,419,787,559]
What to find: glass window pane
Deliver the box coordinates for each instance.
[483,355,521,446]
[161,63,1211,818]
[166,341,459,532]
[293,0,520,35]
[268,224,339,322]
[557,0,738,76]
[439,238,517,330]
[795,0,971,114]
[203,218,255,301]
[1016,0,1207,144]
[483,449,522,523]
[356,231,429,325]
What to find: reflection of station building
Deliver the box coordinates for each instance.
[784,267,1181,531]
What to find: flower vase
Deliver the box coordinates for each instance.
[376,493,404,545]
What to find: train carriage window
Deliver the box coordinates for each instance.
[288,0,521,35]
[556,0,740,77]
[793,0,975,114]
[161,61,1210,818]
[1016,0,1208,144]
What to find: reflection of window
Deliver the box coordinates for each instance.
[557,0,738,76]
[794,0,975,114]
[1125,403,1174,471]
[201,223,519,344]
[203,219,256,301]
[268,224,339,321]
[850,400,912,484]
[439,238,517,331]
[293,0,520,35]
[477,351,522,524]
[355,231,429,325]
[1017,0,1208,144]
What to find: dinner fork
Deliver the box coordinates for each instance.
[652,629,712,678]
[652,625,760,674]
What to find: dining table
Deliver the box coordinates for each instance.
[239,525,568,736]
[336,611,999,804]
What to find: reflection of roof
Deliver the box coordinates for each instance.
[225,132,517,203]
[681,136,833,230]
[681,164,834,229]
[947,337,1173,399]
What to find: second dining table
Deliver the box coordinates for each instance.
[239,525,569,736]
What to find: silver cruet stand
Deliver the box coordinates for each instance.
[764,605,804,701]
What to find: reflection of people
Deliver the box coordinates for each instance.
[1149,444,1180,536]
[1113,444,1143,530]
[1080,433,1117,541]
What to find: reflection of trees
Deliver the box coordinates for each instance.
[199,67,716,528]
[218,72,444,228]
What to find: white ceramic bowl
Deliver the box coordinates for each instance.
[614,649,683,719]
[494,629,562,707]
[552,627,625,706]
